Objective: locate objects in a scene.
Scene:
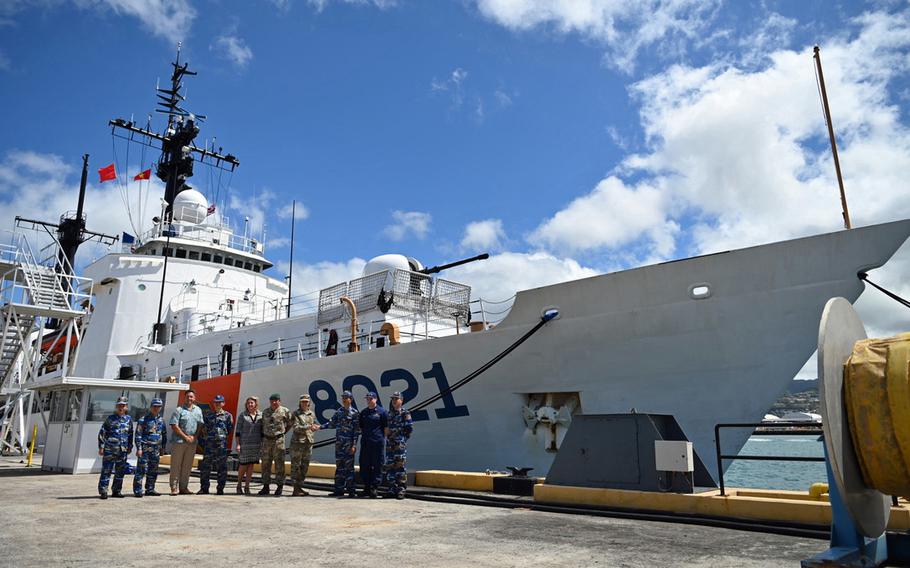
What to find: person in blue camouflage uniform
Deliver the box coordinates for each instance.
[198,394,234,495]
[383,391,413,499]
[132,398,167,497]
[97,396,134,499]
[315,390,360,497]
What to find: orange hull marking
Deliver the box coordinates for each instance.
[179,373,242,448]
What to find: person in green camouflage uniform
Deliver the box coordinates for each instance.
[289,394,317,496]
[259,393,291,496]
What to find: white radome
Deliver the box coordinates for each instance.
[363,254,421,277]
[172,189,209,224]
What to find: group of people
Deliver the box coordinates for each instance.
[96,388,414,501]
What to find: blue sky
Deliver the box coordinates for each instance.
[2,0,910,361]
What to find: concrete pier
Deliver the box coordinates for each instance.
[0,456,822,567]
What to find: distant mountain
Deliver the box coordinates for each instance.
[768,379,819,416]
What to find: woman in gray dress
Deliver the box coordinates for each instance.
[234,396,263,495]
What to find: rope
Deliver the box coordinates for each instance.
[312,313,554,449]
[859,272,910,310]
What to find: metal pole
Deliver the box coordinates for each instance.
[287,200,296,318]
[156,224,171,326]
[26,424,37,467]
[715,423,725,496]
[813,45,852,230]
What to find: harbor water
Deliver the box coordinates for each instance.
[723,435,827,491]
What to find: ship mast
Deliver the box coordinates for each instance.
[108,46,241,345]
[108,44,240,221]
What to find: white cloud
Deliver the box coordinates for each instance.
[527,7,910,338]
[530,176,679,257]
[211,33,253,69]
[277,257,368,309]
[306,0,397,12]
[277,201,309,221]
[737,11,796,68]
[473,0,721,73]
[228,189,276,237]
[461,219,506,252]
[383,210,431,241]
[79,0,196,43]
[0,150,163,265]
[431,67,469,108]
[494,89,512,108]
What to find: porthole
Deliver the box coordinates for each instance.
[137,284,146,291]
[689,283,712,300]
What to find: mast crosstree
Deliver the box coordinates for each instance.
[109,45,240,220]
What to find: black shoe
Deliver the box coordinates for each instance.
[236,485,243,495]
[257,486,270,496]
[330,490,344,497]
[196,488,209,495]
[134,492,143,498]
[358,489,369,498]
[273,486,283,496]
[395,493,405,500]
[347,491,357,498]
[145,490,161,497]
[216,488,224,495]
[99,492,108,500]
[369,489,378,499]
[111,491,124,498]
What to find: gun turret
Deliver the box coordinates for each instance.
[419,253,489,275]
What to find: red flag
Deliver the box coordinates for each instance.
[206,203,216,216]
[133,168,151,181]
[98,163,116,183]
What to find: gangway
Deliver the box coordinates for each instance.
[0,232,92,455]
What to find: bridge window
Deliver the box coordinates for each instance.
[175,249,187,259]
[213,254,223,264]
[244,262,252,270]
[188,251,200,260]
[201,253,211,262]
[253,265,261,273]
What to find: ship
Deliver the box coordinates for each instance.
[3,51,909,481]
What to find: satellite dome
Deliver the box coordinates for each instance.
[172,189,209,224]
[363,254,412,277]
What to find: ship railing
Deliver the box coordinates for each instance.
[146,309,468,383]
[714,421,824,496]
[316,268,471,326]
[138,222,266,258]
[0,232,92,314]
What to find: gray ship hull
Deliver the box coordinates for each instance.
[222,220,910,480]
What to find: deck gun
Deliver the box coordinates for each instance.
[418,253,489,275]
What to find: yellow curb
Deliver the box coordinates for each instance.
[415,470,509,492]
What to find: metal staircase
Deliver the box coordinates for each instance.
[0,232,92,454]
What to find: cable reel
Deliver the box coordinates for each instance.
[817,298,908,539]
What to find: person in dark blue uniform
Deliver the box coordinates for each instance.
[133,398,167,497]
[357,392,388,498]
[97,396,133,499]
[316,390,360,497]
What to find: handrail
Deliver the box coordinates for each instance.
[714,421,824,496]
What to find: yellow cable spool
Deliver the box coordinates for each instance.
[843,333,910,498]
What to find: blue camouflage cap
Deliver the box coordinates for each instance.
[213,394,225,402]
[390,391,402,400]
[341,390,353,399]
[115,396,129,406]
[364,391,377,399]
[150,398,163,407]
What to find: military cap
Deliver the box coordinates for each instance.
[299,394,311,402]
[390,391,402,400]
[213,394,225,402]
[364,391,377,399]
[150,398,163,407]
[115,396,129,406]
[340,390,353,399]
[269,393,281,401]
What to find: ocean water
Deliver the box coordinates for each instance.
[722,435,827,491]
